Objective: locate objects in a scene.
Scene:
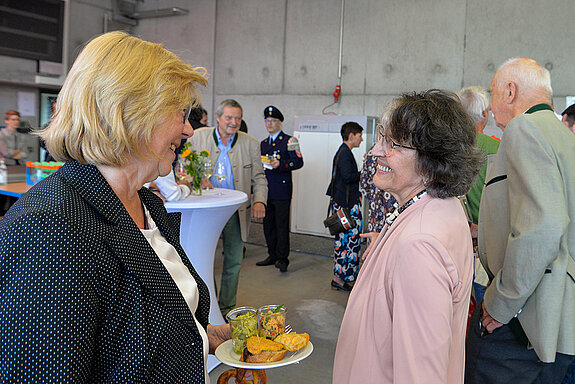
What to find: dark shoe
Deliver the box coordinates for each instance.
[275,260,288,273]
[256,257,276,266]
[331,280,352,291]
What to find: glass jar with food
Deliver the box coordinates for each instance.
[226,306,258,354]
[257,304,287,339]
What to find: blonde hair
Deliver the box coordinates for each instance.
[41,31,208,165]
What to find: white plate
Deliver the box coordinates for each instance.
[214,339,313,369]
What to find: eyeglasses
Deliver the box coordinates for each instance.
[183,105,193,124]
[376,123,416,155]
[265,118,280,124]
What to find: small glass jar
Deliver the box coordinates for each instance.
[226,306,258,354]
[257,304,287,339]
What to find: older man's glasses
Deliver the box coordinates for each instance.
[376,123,416,155]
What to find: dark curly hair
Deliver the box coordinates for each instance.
[387,89,485,198]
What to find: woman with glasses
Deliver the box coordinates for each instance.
[358,103,398,249]
[0,32,230,383]
[333,90,483,384]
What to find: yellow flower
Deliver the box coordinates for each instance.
[181,149,192,158]
[200,150,210,157]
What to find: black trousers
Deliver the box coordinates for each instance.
[465,303,575,384]
[263,199,291,264]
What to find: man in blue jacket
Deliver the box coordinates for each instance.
[256,106,303,272]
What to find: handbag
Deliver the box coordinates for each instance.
[323,148,357,236]
[323,206,356,236]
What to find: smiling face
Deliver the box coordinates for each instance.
[371,128,424,206]
[216,106,242,140]
[142,109,193,180]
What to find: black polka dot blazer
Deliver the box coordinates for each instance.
[0,161,211,383]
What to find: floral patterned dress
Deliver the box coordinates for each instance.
[359,154,396,233]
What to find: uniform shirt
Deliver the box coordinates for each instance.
[260,131,303,201]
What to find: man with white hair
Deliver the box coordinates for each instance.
[466,58,575,383]
[457,86,500,304]
[457,86,501,225]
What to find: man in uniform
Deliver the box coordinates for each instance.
[256,106,303,272]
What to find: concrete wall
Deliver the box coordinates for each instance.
[135,0,575,142]
[1,0,574,141]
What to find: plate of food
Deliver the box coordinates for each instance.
[215,333,313,369]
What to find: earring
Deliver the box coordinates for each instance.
[423,177,429,187]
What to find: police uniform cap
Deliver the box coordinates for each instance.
[264,105,284,122]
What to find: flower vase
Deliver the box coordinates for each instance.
[192,176,202,195]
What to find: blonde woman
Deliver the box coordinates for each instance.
[0,32,229,383]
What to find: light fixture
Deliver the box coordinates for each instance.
[129,7,189,19]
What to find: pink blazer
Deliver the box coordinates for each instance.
[334,194,473,384]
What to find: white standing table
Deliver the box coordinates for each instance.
[165,188,247,372]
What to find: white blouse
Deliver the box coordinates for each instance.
[140,206,210,383]
[144,171,191,201]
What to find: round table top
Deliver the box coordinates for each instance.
[164,188,248,210]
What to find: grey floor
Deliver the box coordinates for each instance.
[209,223,351,384]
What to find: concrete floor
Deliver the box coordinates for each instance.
[209,223,351,384]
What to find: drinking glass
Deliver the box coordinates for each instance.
[214,160,226,195]
[175,158,187,182]
[203,159,214,189]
